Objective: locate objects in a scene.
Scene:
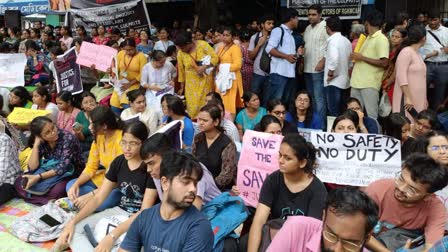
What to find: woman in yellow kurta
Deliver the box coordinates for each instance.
[175,30,218,118]
[110,38,147,115]
[216,27,244,119]
[65,106,123,211]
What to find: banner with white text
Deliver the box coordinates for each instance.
[70,0,151,33]
[287,0,362,19]
[53,48,83,95]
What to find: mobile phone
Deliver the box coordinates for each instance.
[84,224,98,247]
[39,214,62,227]
[72,122,81,129]
[21,177,28,189]
[409,235,425,249]
[407,107,419,119]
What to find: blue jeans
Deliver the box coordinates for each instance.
[305,72,326,129]
[268,73,295,106]
[325,85,344,117]
[250,73,270,107]
[66,179,122,212]
[427,63,448,110]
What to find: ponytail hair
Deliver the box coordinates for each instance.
[281,133,317,174]
[57,91,73,105]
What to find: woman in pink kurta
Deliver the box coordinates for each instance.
[392,26,427,122]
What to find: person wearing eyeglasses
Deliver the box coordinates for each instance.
[267,187,378,252]
[364,153,448,252]
[15,116,83,205]
[56,121,158,252]
[66,106,123,211]
[287,91,322,130]
[265,99,298,134]
[402,109,440,159]
[428,133,448,165]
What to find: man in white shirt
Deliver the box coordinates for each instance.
[265,8,298,105]
[248,15,275,106]
[324,16,352,116]
[422,10,448,110]
[303,4,328,129]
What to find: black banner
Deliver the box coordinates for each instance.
[53,48,83,95]
[70,0,130,9]
[69,0,151,33]
[287,0,362,19]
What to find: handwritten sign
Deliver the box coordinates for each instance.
[7,107,50,125]
[76,42,118,72]
[53,48,83,95]
[311,132,401,186]
[237,130,284,207]
[0,53,27,88]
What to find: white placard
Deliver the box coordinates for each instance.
[0,53,27,87]
[311,132,402,186]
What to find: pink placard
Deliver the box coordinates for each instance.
[76,42,117,72]
[236,130,284,207]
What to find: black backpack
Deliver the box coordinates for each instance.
[254,27,285,74]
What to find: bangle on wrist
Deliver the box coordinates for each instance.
[38,173,43,181]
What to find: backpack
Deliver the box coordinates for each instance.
[256,28,285,74]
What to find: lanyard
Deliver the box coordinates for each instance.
[218,45,232,58]
[123,54,135,72]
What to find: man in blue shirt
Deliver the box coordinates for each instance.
[119,151,214,252]
[265,8,298,106]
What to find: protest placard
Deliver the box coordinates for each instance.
[237,130,284,207]
[70,0,151,34]
[7,107,50,125]
[436,188,448,229]
[298,128,322,142]
[76,42,118,72]
[53,48,83,95]
[154,120,183,151]
[310,132,401,186]
[287,0,362,19]
[0,53,27,88]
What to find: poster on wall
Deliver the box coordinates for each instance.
[287,0,362,19]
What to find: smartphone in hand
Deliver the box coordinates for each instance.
[406,107,419,119]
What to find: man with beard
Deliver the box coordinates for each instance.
[267,187,378,252]
[248,15,275,106]
[140,133,221,209]
[364,153,448,252]
[118,151,214,252]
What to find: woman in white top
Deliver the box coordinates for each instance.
[120,89,158,135]
[153,27,174,52]
[31,87,59,122]
[140,50,177,119]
